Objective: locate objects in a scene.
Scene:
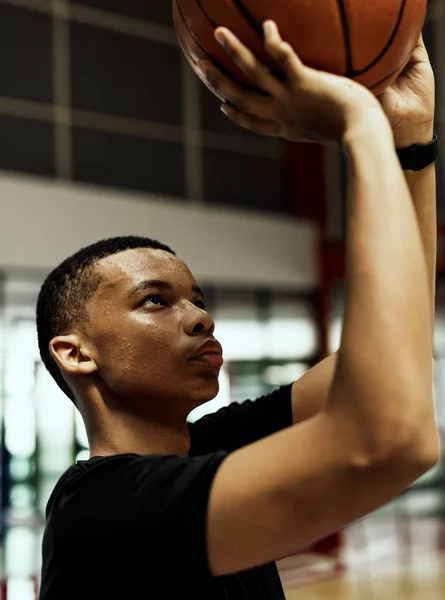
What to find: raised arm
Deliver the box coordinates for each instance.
[287,36,437,425]
[200,22,439,577]
[291,131,436,426]
[383,35,437,322]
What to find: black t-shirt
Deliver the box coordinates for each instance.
[39,386,292,600]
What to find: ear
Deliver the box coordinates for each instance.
[49,335,98,376]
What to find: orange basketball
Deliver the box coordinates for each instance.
[173,0,427,97]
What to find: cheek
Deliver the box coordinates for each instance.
[95,320,183,381]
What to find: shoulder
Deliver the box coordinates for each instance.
[46,452,228,519]
[189,385,293,455]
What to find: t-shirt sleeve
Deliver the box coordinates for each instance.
[189,384,293,456]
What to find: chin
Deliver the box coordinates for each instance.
[189,380,220,409]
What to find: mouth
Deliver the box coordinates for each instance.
[190,353,224,369]
[189,340,224,369]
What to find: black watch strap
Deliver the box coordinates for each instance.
[397,134,438,171]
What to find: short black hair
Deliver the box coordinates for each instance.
[36,235,175,405]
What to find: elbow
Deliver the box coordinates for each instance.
[402,433,442,476]
[374,429,441,483]
[396,409,441,475]
[352,422,441,483]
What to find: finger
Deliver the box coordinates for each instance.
[405,34,429,67]
[263,21,305,85]
[195,60,226,102]
[221,103,280,137]
[198,60,278,121]
[416,34,426,50]
[214,28,283,96]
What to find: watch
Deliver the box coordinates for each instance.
[397,135,438,171]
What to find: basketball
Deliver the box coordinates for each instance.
[173,0,427,97]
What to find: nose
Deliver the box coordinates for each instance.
[184,304,215,336]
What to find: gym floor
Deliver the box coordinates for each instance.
[281,488,445,600]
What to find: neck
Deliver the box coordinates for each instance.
[82,402,191,458]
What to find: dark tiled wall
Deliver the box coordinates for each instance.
[0,0,291,215]
[70,22,184,124]
[72,127,186,196]
[0,5,53,103]
[0,115,55,177]
[69,0,174,25]
[1,1,442,219]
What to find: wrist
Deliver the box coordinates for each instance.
[342,105,393,152]
[336,86,386,143]
[393,123,435,149]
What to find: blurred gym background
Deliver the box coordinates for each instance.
[0,1,444,598]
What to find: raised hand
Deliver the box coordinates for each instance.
[198,21,384,144]
[378,35,435,148]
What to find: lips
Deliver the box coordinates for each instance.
[189,340,224,368]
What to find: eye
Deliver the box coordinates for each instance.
[195,298,207,311]
[142,294,169,308]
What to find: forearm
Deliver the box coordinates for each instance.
[292,129,437,425]
[399,124,437,325]
[327,115,434,453]
[406,165,437,321]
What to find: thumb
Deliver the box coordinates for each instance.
[406,35,429,65]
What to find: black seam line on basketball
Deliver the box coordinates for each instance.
[195,0,263,82]
[368,62,405,90]
[175,0,215,65]
[196,0,218,28]
[198,0,285,83]
[174,0,249,88]
[367,34,418,89]
[354,0,408,76]
[336,0,354,77]
[230,0,264,36]
[199,0,264,44]
[195,0,264,77]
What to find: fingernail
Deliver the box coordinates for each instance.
[220,104,229,116]
[263,21,275,36]
[215,29,226,46]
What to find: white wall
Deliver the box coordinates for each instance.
[0,172,318,289]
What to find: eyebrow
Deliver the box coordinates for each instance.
[126,279,205,301]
